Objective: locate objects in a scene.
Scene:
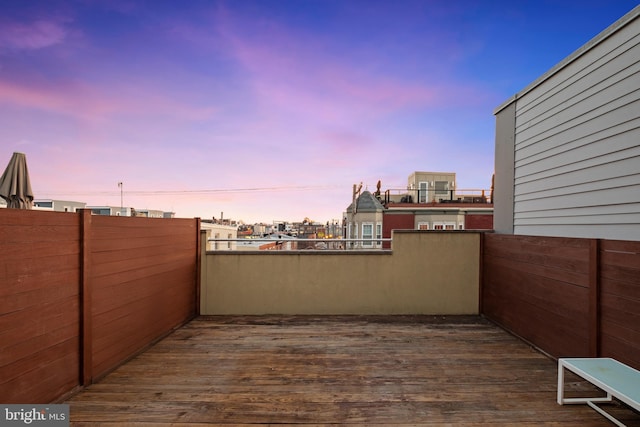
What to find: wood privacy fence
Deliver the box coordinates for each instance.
[2,208,639,403]
[0,209,200,403]
[482,233,640,370]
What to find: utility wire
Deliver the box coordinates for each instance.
[37,184,344,197]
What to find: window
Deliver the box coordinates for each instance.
[214,233,220,250]
[418,182,428,203]
[435,181,449,195]
[227,233,233,249]
[433,222,455,230]
[376,223,382,245]
[418,222,429,230]
[362,223,373,247]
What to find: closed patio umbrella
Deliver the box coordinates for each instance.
[0,152,34,209]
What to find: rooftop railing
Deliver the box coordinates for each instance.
[382,188,492,204]
[208,237,392,250]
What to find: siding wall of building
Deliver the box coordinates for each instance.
[495,6,640,241]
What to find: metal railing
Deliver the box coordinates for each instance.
[383,188,491,204]
[208,238,392,251]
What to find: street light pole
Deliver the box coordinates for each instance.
[118,182,123,216]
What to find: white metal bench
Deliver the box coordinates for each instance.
[558,358,640,427]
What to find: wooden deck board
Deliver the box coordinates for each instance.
[66,316,640,426]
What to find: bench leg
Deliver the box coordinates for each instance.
[586,401,626,427]
[557,361,565,405]
[558,362,623,426]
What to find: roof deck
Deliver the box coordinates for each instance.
[65,316,639,426]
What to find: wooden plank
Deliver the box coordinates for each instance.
[89,242,194,265]
[483,253,589,289]
[0,240,79,262]
[66,316,638,425]
[0,209,79,226]
[483,259,589,322]
[1,279,79,314]
[600,330,640,370]
[91,266,195,314]
[0,294,79,361]
[0,225,79,244]
[91,251,194,279]
[90,235,195,252]
[0,338,79,403]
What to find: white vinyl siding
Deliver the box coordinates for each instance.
[506,9,640,240]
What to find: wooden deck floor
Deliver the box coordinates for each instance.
[66,316,640,426]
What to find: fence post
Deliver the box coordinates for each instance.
[588,239,601,357]
[478,232,485,315]
[79,209,93,385]
[195,218,202,316]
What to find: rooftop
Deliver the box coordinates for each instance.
[65,316,638,426]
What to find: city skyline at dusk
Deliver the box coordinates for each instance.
[1,0,637,223]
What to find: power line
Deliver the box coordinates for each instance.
[37,184,344,197]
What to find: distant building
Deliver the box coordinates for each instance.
[345,171,494,248]
[344,190,385,249]
[33,199,86,212]
[134,209,165,218]
[87,206,132,216]
[201,220,238,251]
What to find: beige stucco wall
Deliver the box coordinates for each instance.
[200,230,480,315]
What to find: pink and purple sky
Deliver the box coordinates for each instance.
[1,0,637,223]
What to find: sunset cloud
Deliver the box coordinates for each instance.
[0,18,70,50]
[1,0,636,222]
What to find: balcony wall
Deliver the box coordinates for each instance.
[201,230,481,315]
